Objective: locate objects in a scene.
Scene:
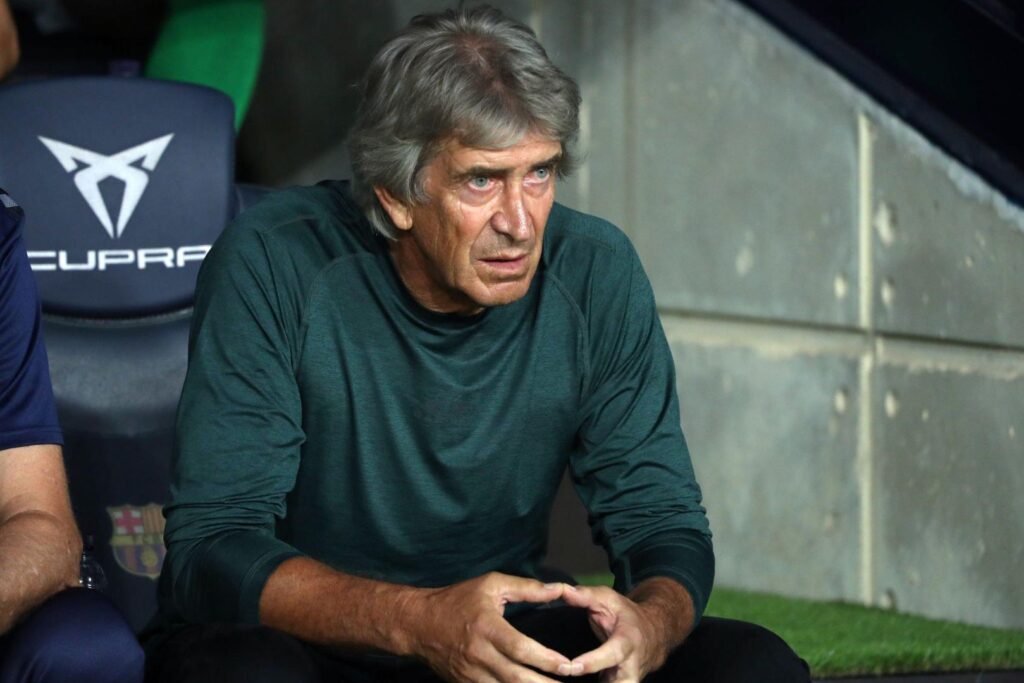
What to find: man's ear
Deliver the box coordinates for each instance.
[374,187,414,232]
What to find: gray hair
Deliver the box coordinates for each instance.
[347,5,581,239]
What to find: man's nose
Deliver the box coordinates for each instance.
[491,186,533,241]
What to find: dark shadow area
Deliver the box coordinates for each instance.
[739,0,1024,209]
[236,0,398,185]
[9,1,164,78]
[546,472,608,576]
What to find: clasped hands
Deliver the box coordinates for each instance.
[409,572,673,683]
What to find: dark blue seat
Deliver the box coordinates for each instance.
[0,77,263,630]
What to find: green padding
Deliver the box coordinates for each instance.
[145,0,264,129]
[577,575,1024,677]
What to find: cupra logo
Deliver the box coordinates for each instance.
[38,134,174,239]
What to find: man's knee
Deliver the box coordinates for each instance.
[148,624,321,683]
[718,619,808,682]
[659,617,809,683]
[2,588,144,683]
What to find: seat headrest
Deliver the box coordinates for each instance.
[0,78,235,318]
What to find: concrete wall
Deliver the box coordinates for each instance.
[249,0,1024,629]
[535,0,1024,629]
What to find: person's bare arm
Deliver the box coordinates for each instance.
[0,444,83,634]
[0,0,19,79]
[261,557,577,682]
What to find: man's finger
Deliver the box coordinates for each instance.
[491,618,572,674]
[561,585,618,634]
[490,660,564,683]
[496,575,567,605]
[560,584,609,608]
[482,639,565,683]
[570,633,631,675]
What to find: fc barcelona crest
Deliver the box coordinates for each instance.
[107,503,166,580]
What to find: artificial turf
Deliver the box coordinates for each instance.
[574,575,1024,678]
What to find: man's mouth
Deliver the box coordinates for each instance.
[480,253,529,272]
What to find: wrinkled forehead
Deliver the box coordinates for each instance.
[424,132,563,178]
[451,132,561,163]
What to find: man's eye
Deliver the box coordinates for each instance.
[527,167,552,184]
[469,176,491,190]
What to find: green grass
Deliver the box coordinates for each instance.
[575,575,1024,677]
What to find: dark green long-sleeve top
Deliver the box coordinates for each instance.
[159,180,713,628]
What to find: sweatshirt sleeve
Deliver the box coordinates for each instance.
[571,244,714,621]
[162,222,304,624]
[0,192,64,451]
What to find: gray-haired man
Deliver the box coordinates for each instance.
[146,7,809,682]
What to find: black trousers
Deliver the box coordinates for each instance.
[147,606,810,682]
[0,588,144,683]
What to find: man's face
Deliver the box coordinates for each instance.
[382,133,562,315]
